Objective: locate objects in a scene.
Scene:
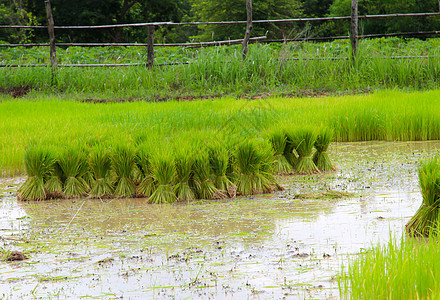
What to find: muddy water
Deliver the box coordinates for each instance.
[0,141,437,299]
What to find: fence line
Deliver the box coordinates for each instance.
[1,0,440,72]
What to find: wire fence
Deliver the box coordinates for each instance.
[1,0,440,72]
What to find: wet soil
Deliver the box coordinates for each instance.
[0,141,435,299]
[0,86,31,98]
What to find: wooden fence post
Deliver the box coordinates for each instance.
[147,25,155,68]
[350,0,358,64]
[45,0,57,76]
[242,0,252,59]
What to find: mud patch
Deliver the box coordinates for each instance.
[0,87,31,98]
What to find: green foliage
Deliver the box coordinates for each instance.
[312,127,334,171]
[112,144,136,197]
[290,127,319,174]
[193,153,218,199]
[135,144,156,197]
[406,158,440,236]
[89,145,114,198]
[18,146,56,200]
[208,145,233,191]
[174,152,195,201]
[149,153,177,204]
[269,130,293,174]
[59,148,90,197]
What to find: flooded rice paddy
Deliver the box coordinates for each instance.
[0,141,438,299]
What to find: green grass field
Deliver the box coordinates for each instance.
[2,89,440,177]
[2,38,440,98]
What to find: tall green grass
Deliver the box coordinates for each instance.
[339,235,440,299]
[3,89,440,177]
[2,38,440,98]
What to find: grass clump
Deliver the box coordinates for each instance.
[234,140,275,195]
[149,154,177,204]
[112,144,136,197]
[174,152,195,202]
[290,128,319,174]
[406,157,440,237]
[208,145,233,193]
[135,145,156,197]
[59,148,90,197]
[193,153,219,200]
[89,145,114,198]
[339,236,440,299]
[313,127,335,172]
[18,146,56,201]
[269,130,293,175]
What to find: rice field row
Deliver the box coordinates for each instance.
[2,89,440,177]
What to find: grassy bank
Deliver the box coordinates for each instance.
[339,235,440,299]
[1,38,440,98]
[2,89,440,177]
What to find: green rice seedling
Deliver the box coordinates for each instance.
[44,156,64,199]
[406,158,440,237]
[18,146,56,201]
[234,140,274,195]
[268,130,293,175]
[290,128,319,174]
[283,130,298,169]
[135,144,156,197]
[208,145,233,193]
[149,154,177,204]
[112,144,137,198]
[174,153,195,201]
[89,145,114,198]
[193,152,219,200]
[59,148,90,197]
[312,127,335,172]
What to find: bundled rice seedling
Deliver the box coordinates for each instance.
[208,145,233,193]
[112,144,136,197]
[174,152,195,201]
[44,156,64,199]
[290,128,319,174]
[283,131,298,169]
[135,145,156,197]
[149,154,177,204]
[89,145,114,198]
[234,140,276,195]
[18,146,56,201]
[193,152,219,200]
[312,127,335,172]
[59,148,90,197]
[268,130,293,175]
[406,158,440,236]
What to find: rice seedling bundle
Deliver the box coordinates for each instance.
[18,146,56,201]
[312,128,334,172]
[406,158,440,236]
[283,131,298,169]
[193,154,219,199]
[135,145,157,197]
[112,145,136,197]
[269,130,293,175]
[208,145,233,192]
[174,154,195,201]
[149,154,177,204]
[59,148,90,197]
[290,128,319,174]
[89,145,114,198]
[234,140,275,195]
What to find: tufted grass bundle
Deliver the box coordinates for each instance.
[208,145,233,193]
[18,145,56,201]
[174,153,195,201]
[59,148,90,197]
[112,144,136,197]
[290,128,319,174]
[269,130,293,175]
[406,158,440,237]
[135,145,157,197]
[313,127,334,171]
[193,152,218,199]
[149,153,177,204]
[89,145,114,198]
